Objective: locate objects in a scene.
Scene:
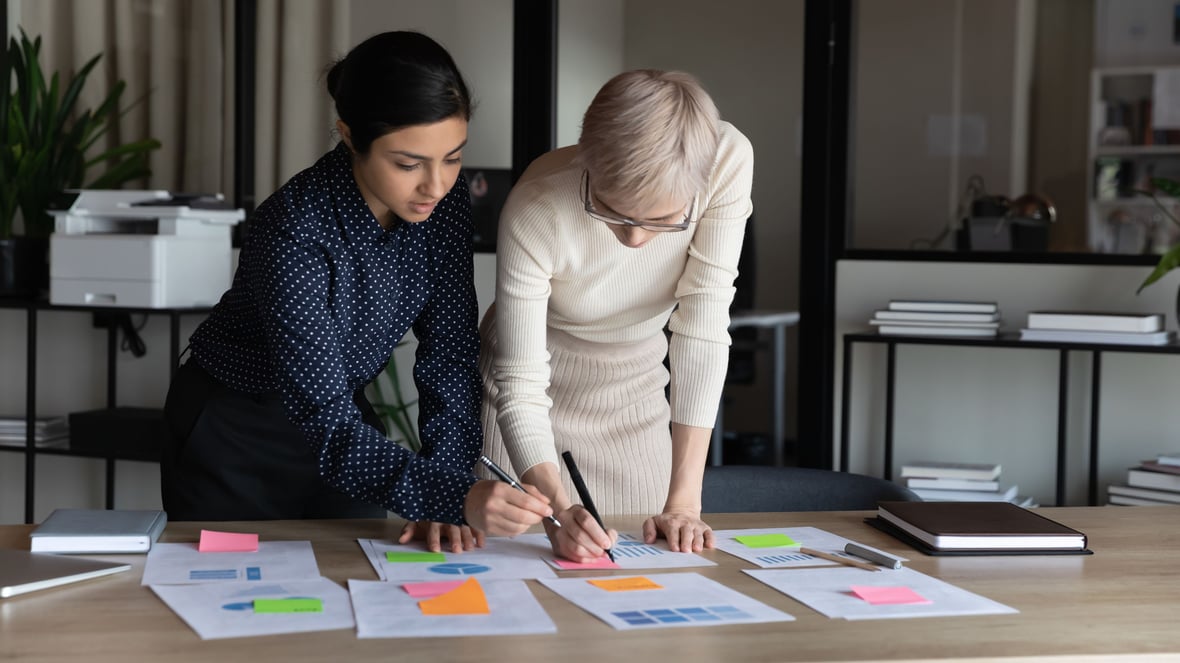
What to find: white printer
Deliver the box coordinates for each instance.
[49,190,245,308]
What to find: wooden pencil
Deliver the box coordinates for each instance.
[799,546,881,572]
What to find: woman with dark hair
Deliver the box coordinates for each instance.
[161,31,552,549]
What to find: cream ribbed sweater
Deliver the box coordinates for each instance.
[491,121,755,476]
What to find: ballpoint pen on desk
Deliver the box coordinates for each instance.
[843,541,904,570]
[560,451,615,563]
[477,455,562,529]
[798,546,880,572]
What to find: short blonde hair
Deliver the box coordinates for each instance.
[577,69,721,212]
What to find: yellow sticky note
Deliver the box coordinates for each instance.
[587,577,663,592]
[417,577,490,615]
[735,533,797,548]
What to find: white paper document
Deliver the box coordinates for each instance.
[143,541,321,585]
[348,578,557,638]
[712,527,908,568]
[537,572,794,630]
[358,537,556,581]
[515,532,717,570]
[745,566,1018,620]
[150,577,355,639]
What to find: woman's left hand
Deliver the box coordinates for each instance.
[398,521,485,553]
[642,509,715,553]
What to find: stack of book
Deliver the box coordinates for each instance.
[870,300,1000,338]
[1106,452,1180,506]
[0,416,68,449]
[900,460,1035,506]
[1019,311,1174,346]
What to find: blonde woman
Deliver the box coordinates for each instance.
[480,70,754,562]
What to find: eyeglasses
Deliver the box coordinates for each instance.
[581,170,696,232]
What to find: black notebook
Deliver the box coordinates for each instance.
[868,501,1091,556]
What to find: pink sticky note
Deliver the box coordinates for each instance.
[850,585,932,605]
[552,557,621,570]
[198,529,259,553]
[402,580,466,598]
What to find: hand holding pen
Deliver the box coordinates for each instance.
[561,451,616,563]
[478,455,562,529]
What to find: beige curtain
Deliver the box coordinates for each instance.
[19,0,235,197]
[17,0,349,204]
[254,0,350,200]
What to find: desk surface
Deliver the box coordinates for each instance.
[2,507,1178,662]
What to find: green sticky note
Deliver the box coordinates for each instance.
[735,533,798,548]
[253,598,323,613]
[386,551,447,563]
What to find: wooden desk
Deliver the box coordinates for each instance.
[2,507,1178,662]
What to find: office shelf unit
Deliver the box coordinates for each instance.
[0,298,210,523]
[1087,65,1180,253]
[839,330,1180,506]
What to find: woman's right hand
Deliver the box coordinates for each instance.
[547,504,617,563]
[462,479,553,537]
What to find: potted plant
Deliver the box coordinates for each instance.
[0,29,160,296]
[1136,177,1180,295]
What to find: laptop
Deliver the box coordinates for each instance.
[0,549,130,598]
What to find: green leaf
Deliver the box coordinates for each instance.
[1150,177,1180,199]
[1137,243,1180,293]
[0,30,160,238]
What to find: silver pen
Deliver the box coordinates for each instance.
[843,541,904,569]
[478,455,562,528]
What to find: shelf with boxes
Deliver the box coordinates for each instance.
[0,298,212,524]
[839,329,1180,507]
[0,189,241,523]
[1088,65,1180,254]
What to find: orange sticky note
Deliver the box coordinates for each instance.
[402,580,466,599]
[553,557,620,570]
[587,576,663,592]
[417,577,490,615]
[850,585,932,605]
[198,529,259,552]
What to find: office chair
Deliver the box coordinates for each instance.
[700,465,921,513]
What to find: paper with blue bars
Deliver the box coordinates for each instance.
[142,541,321,585]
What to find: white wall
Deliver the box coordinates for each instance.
[555,0,623,148]
[622,0,804,443]
[349,0,513,170]
[1095,0,1180,67]
[836,259,1180,506]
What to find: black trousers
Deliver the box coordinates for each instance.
[161,360,388,521]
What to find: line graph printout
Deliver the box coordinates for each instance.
[349,578,557,638]
[537,572,793,631]
[143,541,322,585]
[517,533,717,570]
[150,577,354,639]
[358,538,556,581]
[712,527,908,569]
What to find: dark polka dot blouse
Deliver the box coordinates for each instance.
[188,142,482,524]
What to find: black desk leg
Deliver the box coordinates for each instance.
[884,342,896,481]
[25,306,37,524]
[1089,351,1102,506]
[1056,349,1069,506]
[840,335,853,472]
[105,458,116,509]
